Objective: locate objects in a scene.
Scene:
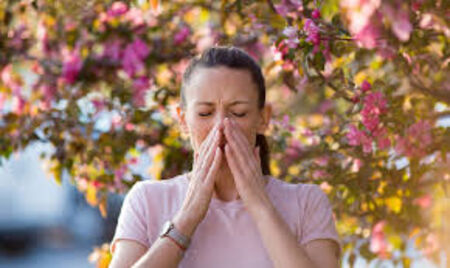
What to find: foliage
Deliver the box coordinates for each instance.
[1,0,449,266]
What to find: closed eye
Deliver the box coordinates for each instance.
[198,112,247,117]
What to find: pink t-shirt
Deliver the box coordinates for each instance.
[111,173,341,267]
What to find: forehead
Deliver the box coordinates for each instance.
[184,66,258,105]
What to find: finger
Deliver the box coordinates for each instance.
[205,147,222,189]
[224,120,254,172]
[195,123,220,172]
[198,128,221,179]
[225,119,254,161]
[224,144,243,178]
[198,123,219,157]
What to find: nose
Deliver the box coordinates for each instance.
[213,111,228,130]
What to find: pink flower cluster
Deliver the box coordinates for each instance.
[346,82,390,154]
[274,0,303,18]
[282,26,300,48]
[340,0,412,50]
[174,26,191,45]
[303,18,331,60]
[122,38,150,77]
[99,1,155,31]
[61,47,83,85]
[395,120,433,158]
[370,221,389,258]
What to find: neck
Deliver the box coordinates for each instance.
[213,164,240,202]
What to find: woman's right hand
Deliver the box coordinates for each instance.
[174,122,223,232]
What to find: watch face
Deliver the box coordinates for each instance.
[160,221,172,236]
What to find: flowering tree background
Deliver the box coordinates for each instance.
[1,0,449,266]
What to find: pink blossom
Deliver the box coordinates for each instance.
[12,95,26,115]
[370,221,389,258]
[91,99,106,114]
[8,25,27,51]
[122,38,150,77]
[382,2,412,42]
[274,0,302,17]
[39,84,56,110]
[111,113,123,129]
[361,92,388,132]
[361,80,371,92]
[314,156,329,167]
[107,1,128,17]
[312,169,329,179]
[351,158,363,172]
[422,233,440,257]
[317,100,334,113]
[340,0,382,49]
[102,39,122,62]
[413,194,432,209]
[0,93,6,110]
[312,9,321,19]
[37,21,50,54]
[340,0,381,34]
[130,38,150,59]
[282,26,300,48]
[1,64,21,94]
[271,40,289,61]
[304,19,321,46]
[280,115,296,131]
[174,26,191,45]
[354,22,381,49]
[61,48,83,84]
[346,124,373,153]
[125,123,135,131]
[395,120,433,158]
[375,128,391,150]
[351,95,360,103]
[132,76,150,106]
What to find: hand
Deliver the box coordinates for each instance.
[178,121,223,227]
[223,117,269,211]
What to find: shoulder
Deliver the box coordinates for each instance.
[268,177,330,210]
[133,173,187,196]
[268,176,326,199]
[125,173,188,214]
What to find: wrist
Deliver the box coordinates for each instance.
[172,210,199,238]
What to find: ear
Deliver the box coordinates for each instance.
[176,104,189,136]
[257,103,272,134]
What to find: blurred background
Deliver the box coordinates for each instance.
[1,0,449,267]
[0,142,123,267]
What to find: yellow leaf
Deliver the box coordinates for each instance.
[86,184,98,206]
[270,160,281,177]
[386,196,402,213]
[99,199,107,218]
[288,165,300,176]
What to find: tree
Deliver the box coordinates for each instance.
[1,0,449,266]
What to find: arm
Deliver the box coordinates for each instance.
[109,210,199,268]
[247,196,340,268]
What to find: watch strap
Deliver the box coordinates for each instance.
[161,221,191,250]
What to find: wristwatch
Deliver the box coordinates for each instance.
[159,220,191,251]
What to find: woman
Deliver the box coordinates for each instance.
[109,46,341,268]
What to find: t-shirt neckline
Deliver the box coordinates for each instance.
[181,173,273,209]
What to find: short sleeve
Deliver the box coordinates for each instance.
[298,184,342,256]
[110,182,151,254]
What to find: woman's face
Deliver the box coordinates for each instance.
[177,66,271,160]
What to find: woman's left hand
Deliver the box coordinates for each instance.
[223,117,270,211]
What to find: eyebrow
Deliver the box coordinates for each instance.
[194,100,250,106]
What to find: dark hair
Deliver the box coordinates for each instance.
[180,46,271,175]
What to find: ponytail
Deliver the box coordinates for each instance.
[256,134,271,175]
